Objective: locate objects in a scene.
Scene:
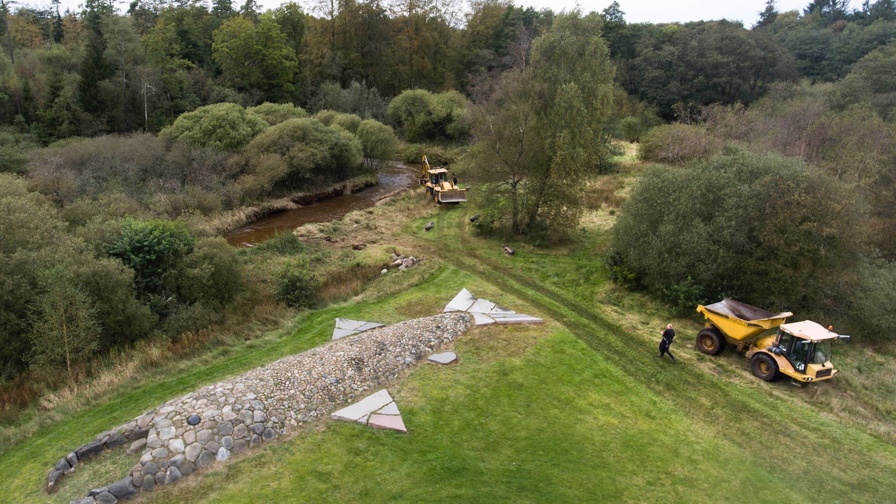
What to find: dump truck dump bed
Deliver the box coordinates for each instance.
[697,298,792,342]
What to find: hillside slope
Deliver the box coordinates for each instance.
[2,189,895,504]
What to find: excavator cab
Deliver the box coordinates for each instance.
[429,170,448,186]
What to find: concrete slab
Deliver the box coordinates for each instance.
[375,402,400,415]
[368,414,407,433]
[444,288,476,312]
[428,352,458,365]
[356,322,385,332]
[491,314,543,324]
[472,313,496,326]
[335,318,367,331]
[489,306,516,315]
[468,299,496,314]
[331,389,394,422]
[332,328,356,340]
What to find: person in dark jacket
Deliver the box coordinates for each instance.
[659,323,676,362]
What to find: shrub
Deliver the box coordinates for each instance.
[850,258,896,343]
[611,150,862,314]
[330,113,362,134]
[356,119,398,168]
[159,103,267,151]
[106,219,196,299]
[314,109,339,126]
[249,102,308,126]
[387,89,470,142]
[250,230,308,255]
[242,118,363,187]
[165,237,243,308]
[638,123,724,164]
[276,259,319,309]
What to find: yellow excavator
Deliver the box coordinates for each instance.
[422,155,466,204]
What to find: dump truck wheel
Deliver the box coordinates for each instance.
[695,328,725,355]
[751,353,779,382]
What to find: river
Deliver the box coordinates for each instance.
[225,162,421,247]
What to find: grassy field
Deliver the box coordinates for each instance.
[2,176,895,503]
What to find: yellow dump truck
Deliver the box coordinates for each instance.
[422,155,466,203]
[696,298,849,383]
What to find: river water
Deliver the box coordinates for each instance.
[225,162,421,247]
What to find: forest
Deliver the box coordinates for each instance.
[1,0,896,412]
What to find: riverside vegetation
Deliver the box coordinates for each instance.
[2,2,896,501]
[1,155,896,502]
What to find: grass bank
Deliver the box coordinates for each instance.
[2,177,895,504]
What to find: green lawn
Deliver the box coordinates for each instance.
[2,198,895,504]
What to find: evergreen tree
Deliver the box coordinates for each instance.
[755,0,779,29]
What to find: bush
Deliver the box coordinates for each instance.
[28,134,240,215]
[250,230,308,255]
[611,150,862,314]
[249,102,308,126]
[850,258,896,343]
[242,118,363,187]
[106,219,196,299]
[159,103,267,151]
[387,89,470,142]
[314,110,362,134]
[330,113,362,134]
[356,119,398,168]
[165,237,244,308]
[276,259,318,309]
[638,123,724,164]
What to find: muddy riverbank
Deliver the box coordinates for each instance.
[224,162,420,246]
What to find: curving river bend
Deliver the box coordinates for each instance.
[225,162,421,247]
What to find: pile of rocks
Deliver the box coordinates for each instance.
[53,313,472,503]
[389,252,423,271]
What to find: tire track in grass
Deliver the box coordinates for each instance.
[414,207,896,492]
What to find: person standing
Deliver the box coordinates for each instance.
[659,323,676,362]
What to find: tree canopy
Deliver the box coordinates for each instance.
[465,13,614,238]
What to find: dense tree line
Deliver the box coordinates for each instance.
[1,0,893,143]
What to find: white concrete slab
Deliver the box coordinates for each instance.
[375,402,400,415]
[356,322,385,332]
[472,313,496,326]
[368,414,407,433]
[335,318,367,331]
[491,314,543,324]
[331,389,394,422]
[428,352,458,365]
[444,288,477,312]
[489,306,516,315]
[332,328,356,340]
[468,299,497,314]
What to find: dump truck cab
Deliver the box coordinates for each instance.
[747,320,846,384]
